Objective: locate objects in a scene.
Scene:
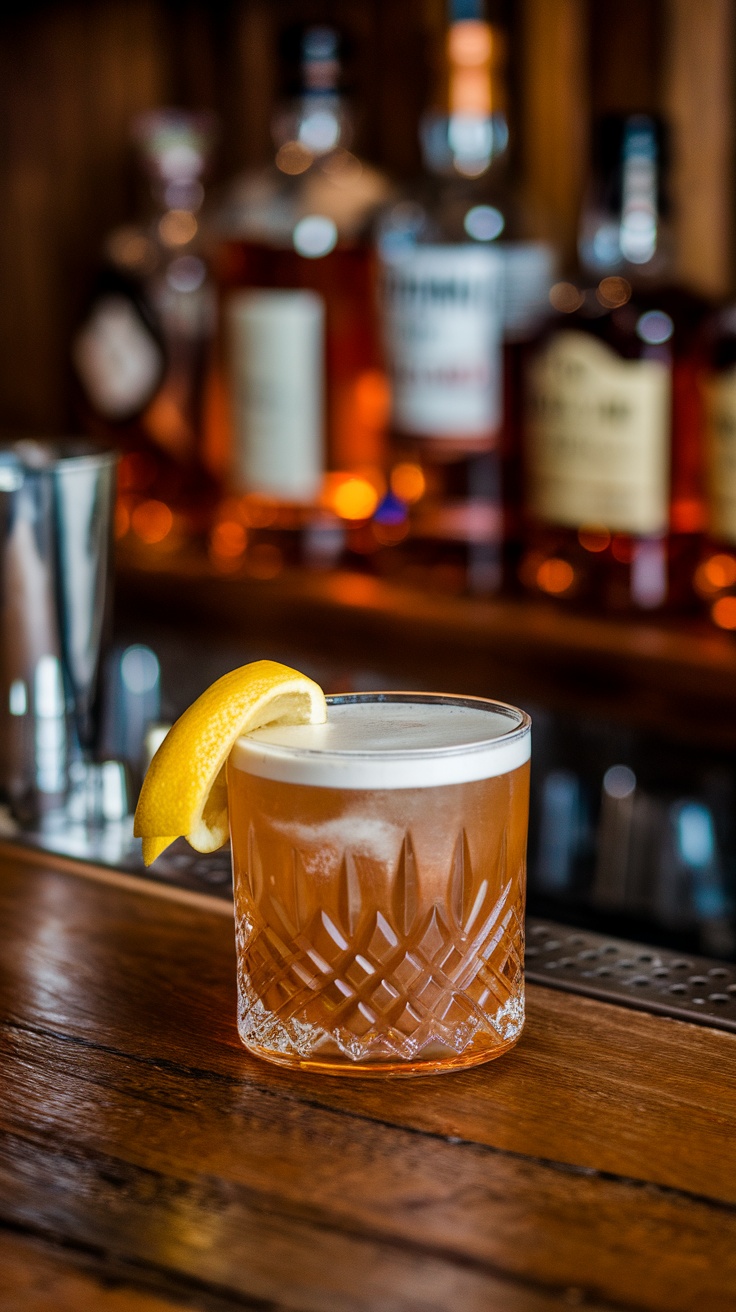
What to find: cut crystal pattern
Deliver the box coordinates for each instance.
[235,825,524,1067]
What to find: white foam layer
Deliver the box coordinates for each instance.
[231,696,530,789]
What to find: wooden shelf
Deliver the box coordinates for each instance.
[116,545,736,750]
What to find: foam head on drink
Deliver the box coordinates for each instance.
[228,694,530,1074]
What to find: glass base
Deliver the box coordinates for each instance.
[236,978,525,1078]
[239,1027,523,1077]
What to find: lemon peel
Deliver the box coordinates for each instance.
[134,660,326,865]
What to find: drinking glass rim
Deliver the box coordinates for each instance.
[324,692,529,757]
[238,691,530,761]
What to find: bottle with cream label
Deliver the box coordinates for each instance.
[520,114,707,612]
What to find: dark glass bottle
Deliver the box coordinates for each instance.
[520,114,708,612]
[73,110,219,547]
[209,25,391,575]
[694,307,736,630]
[376,0,556,595]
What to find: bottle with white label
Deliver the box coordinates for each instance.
[520,114,707,612]
[73,110,219,545]
[694,308,736,630]
[376,0,556,595]
[209,25,391,573]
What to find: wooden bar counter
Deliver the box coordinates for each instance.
[2,846,736,1312]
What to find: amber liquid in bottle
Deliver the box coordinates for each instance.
[216,239,385,476]
[207,26,390,575]
[694,308,736,631]
[520,115,706,612]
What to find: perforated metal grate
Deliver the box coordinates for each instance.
[525,919,736,1032]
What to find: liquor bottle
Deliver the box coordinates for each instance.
[520,114,707,612]
[375,0,556,595]
[73,109,218,547]
[694,307,736,631]
[209,25,391,573]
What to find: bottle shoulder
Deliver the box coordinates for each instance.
[215,151,392,247]
[530,280,710,361]
[377,172,523,246]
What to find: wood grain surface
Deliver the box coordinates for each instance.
[1,850,735,1312]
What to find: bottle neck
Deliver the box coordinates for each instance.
[272,91,353,169]
[579,115,672,285]
[421,19,509,179]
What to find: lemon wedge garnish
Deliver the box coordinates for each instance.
[134,660,326,865]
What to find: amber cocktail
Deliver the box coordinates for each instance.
[227,692,531,1076]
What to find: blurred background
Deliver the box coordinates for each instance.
[2,0,736,962]
[1,0,730,434]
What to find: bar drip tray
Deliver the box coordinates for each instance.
[524,922,736,1034]
[6,819,736,1036]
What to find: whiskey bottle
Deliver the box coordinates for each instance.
[376,0,555,595]
[210,25,391,573]
[73,109,218,546]
[520,114,707,612]
[694,308,736,630]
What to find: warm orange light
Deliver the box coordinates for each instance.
[245,543,283,580]
[331,477,380,521]
[354,369,391,429]
[322,149,363,182]
[536,558,574,595]
[211,521,247,559]
[158,209,198,248]
[712,595,736,630]
[449,20,493,66]
[550,282,584,314]
[391,462,426,504]
[597,277,631,308]
[143,392,190,458]
[131,499,173,545]
[275,141,313,175]
[105,227,154,273]
[578,528,611,554]
[239,496,278,529]
[447,22,497,117]
[671,499,703,534]
[699,553,736,593]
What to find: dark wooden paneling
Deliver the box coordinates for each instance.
[662,0,734,296]
[589,0,664,114]
[519,0,589,264]
[0,1,168,430]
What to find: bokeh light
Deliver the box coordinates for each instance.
[536,558,574,595]
[390,463,426,504]
[131,499,173,544]
[578,528,611,553]
[331,476,379,521]
[695,553,736,595]
[211,520,247,559]
[711,596,736,630]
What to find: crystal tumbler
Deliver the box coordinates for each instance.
[228,692,530,1076]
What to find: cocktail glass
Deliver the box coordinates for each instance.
[228,692,530,1076]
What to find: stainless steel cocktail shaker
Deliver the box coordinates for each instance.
[0,440,117,821]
